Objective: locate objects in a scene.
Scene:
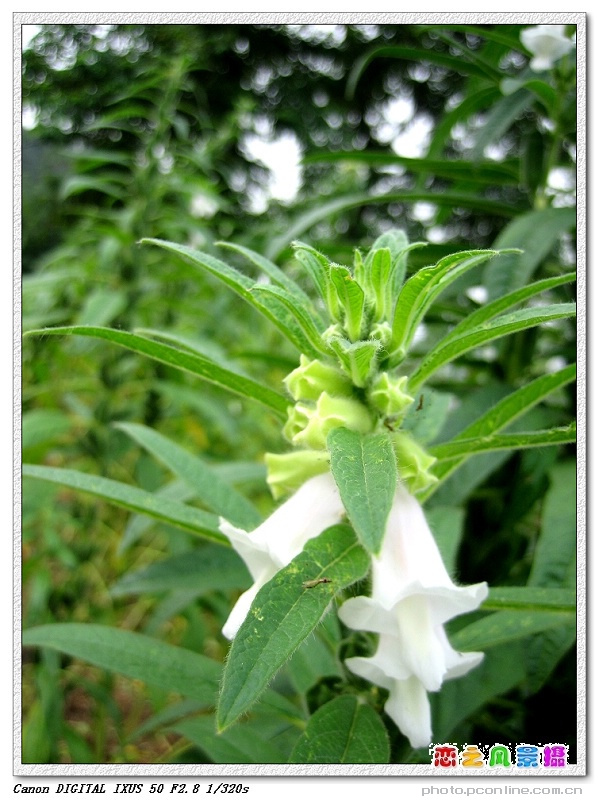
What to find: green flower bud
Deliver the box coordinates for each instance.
[284,355,353,402]
[264,449,330,499]
[391,431,438,494]
[284,391,374,450]
[369,321,392,348]
[369,372,414,419]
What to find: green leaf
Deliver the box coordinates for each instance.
[24,326,289,416]
[423,87,499,163]
[419,24,527,52]
[430,423,576,460]
[423,365,575,498]
[452,608,574,652]
[365,229,423,299]
[217,524,369,730]
[74,287,128,328]
[327,428,397,555]
[289,696,390,764]
[330,265,365,341]
[118,479,196,553]
[110,545,251,597]
[450,271,576,339]
[401,388,453,445]
[22,624,221,705]
[347,45,501,100]
[115,422,262,530]
[426,506,465,576]
[286,631,342,695]
[389,250,505,363]
[408,304,576,391]
[217,240,314,306]
[141,237,319,356]
[251,284,328,356]
[483,586,576,613]
[23,464,226,544]
[363,247,392,319]
[529,461,577,588]
[60,175,126,200]
[519,79,558,114]
[291,241,331,306]
[472,89,535,160]
[484,208,576,300]
[303,151,520,186]
[22,409,73,450]
[525,626,576,695]
[171,715,289,764]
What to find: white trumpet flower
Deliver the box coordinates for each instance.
[339,483,488,748]
[219,472,345,639]
[520,25,574,72]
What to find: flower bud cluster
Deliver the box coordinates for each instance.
[265,233,440,498]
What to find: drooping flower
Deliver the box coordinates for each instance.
[338,482,488,749]
[520,25,574,72]
[219,472,345,639]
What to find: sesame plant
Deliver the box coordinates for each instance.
[23,227,575,763]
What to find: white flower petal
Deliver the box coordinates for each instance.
[338,595,398,636]
[219,519,273,582]
[339,481,488,745]
[520,25,573,72]
[221,582,263,641]
[219,472,345,639]
[371,484,456,605]
[385,675,432,750]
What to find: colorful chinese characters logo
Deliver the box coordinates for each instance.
[432,745,458,768]
[431,743,568,769]
[543,745,568,767]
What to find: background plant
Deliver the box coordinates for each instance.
[21,22,577,766]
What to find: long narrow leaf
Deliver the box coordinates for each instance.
[484,208,576,300]
[22,624,221,704]
[111,546,250,597]
[251,284,328,356]
[452,609,573,652]
[217,240,314,307]
[422,365,575,499]
[408,304,575,391]
[483,586,575,613]
[302,151,519,185]
[141,237,318,355]
[24,326,289,416]
[450,271,576,338]
[389,250,504,363]
[347,45,501,100]
[114,422,262,529]
[431,424,576,461]
[23,464,227,544]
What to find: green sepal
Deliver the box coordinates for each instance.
[368,372,414,418]
[283,392,374,450]
[264,449,331,499]
[327,337,380,388]
[284,355,353,402]
[391,430,438,494]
